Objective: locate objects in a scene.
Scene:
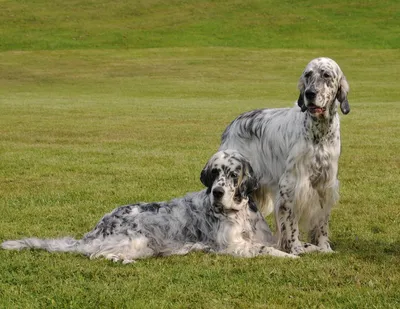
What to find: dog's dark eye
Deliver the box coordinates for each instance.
[304,71,312,79]
[323,72,331,78]
[230,172,238,179]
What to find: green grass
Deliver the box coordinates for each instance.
[0,0,399,308]
[0,0,399,50]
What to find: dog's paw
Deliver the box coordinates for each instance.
[290,244,306,255]
[317,242,335,253]
[122,259,136,264]
[284,252,300,259]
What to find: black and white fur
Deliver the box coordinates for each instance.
[220,57,350,255]
[2,150,296,262]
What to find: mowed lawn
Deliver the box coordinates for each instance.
[0,1,399,308]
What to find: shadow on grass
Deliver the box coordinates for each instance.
[332,238,400,259]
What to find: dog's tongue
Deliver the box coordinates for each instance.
[309,106,324,114]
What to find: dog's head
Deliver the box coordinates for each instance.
[200,150,259,212]
[297,57,350,118]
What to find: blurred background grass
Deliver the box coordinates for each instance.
[0,0,398,50]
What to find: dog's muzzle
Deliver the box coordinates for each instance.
[305,89,316,101]
[212,187,224,199]
[307,103,325,114]
[304,89,326,115]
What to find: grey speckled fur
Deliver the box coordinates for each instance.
[220,58,350,255]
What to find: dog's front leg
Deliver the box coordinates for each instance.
[276,199,303,254]
[275,172,306,255]
[309,214,333,253]
[170,242,212,256]
[224,242,297,258]
[309,186,338,252]
[258,245,299,258]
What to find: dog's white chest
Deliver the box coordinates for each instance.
[309,143,338,187]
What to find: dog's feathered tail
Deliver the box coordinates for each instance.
[2,235,154,262]
[2,237,82,253]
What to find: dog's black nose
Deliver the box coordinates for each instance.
[212,187,224,199]
[305,89,316,100]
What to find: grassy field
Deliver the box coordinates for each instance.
[0,1,399,308]
[1,0,399,50]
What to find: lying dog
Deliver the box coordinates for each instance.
[2,150,296,262]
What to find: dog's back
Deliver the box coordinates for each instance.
[220,106,307,215]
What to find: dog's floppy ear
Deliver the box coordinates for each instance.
[297,77,307,112]
[336,75,350,114]
[239,159,259,197]
[200,162,214,191]
[297,92,307,112]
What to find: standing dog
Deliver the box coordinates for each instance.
[220,57,350,255]
[2,150,296,262]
